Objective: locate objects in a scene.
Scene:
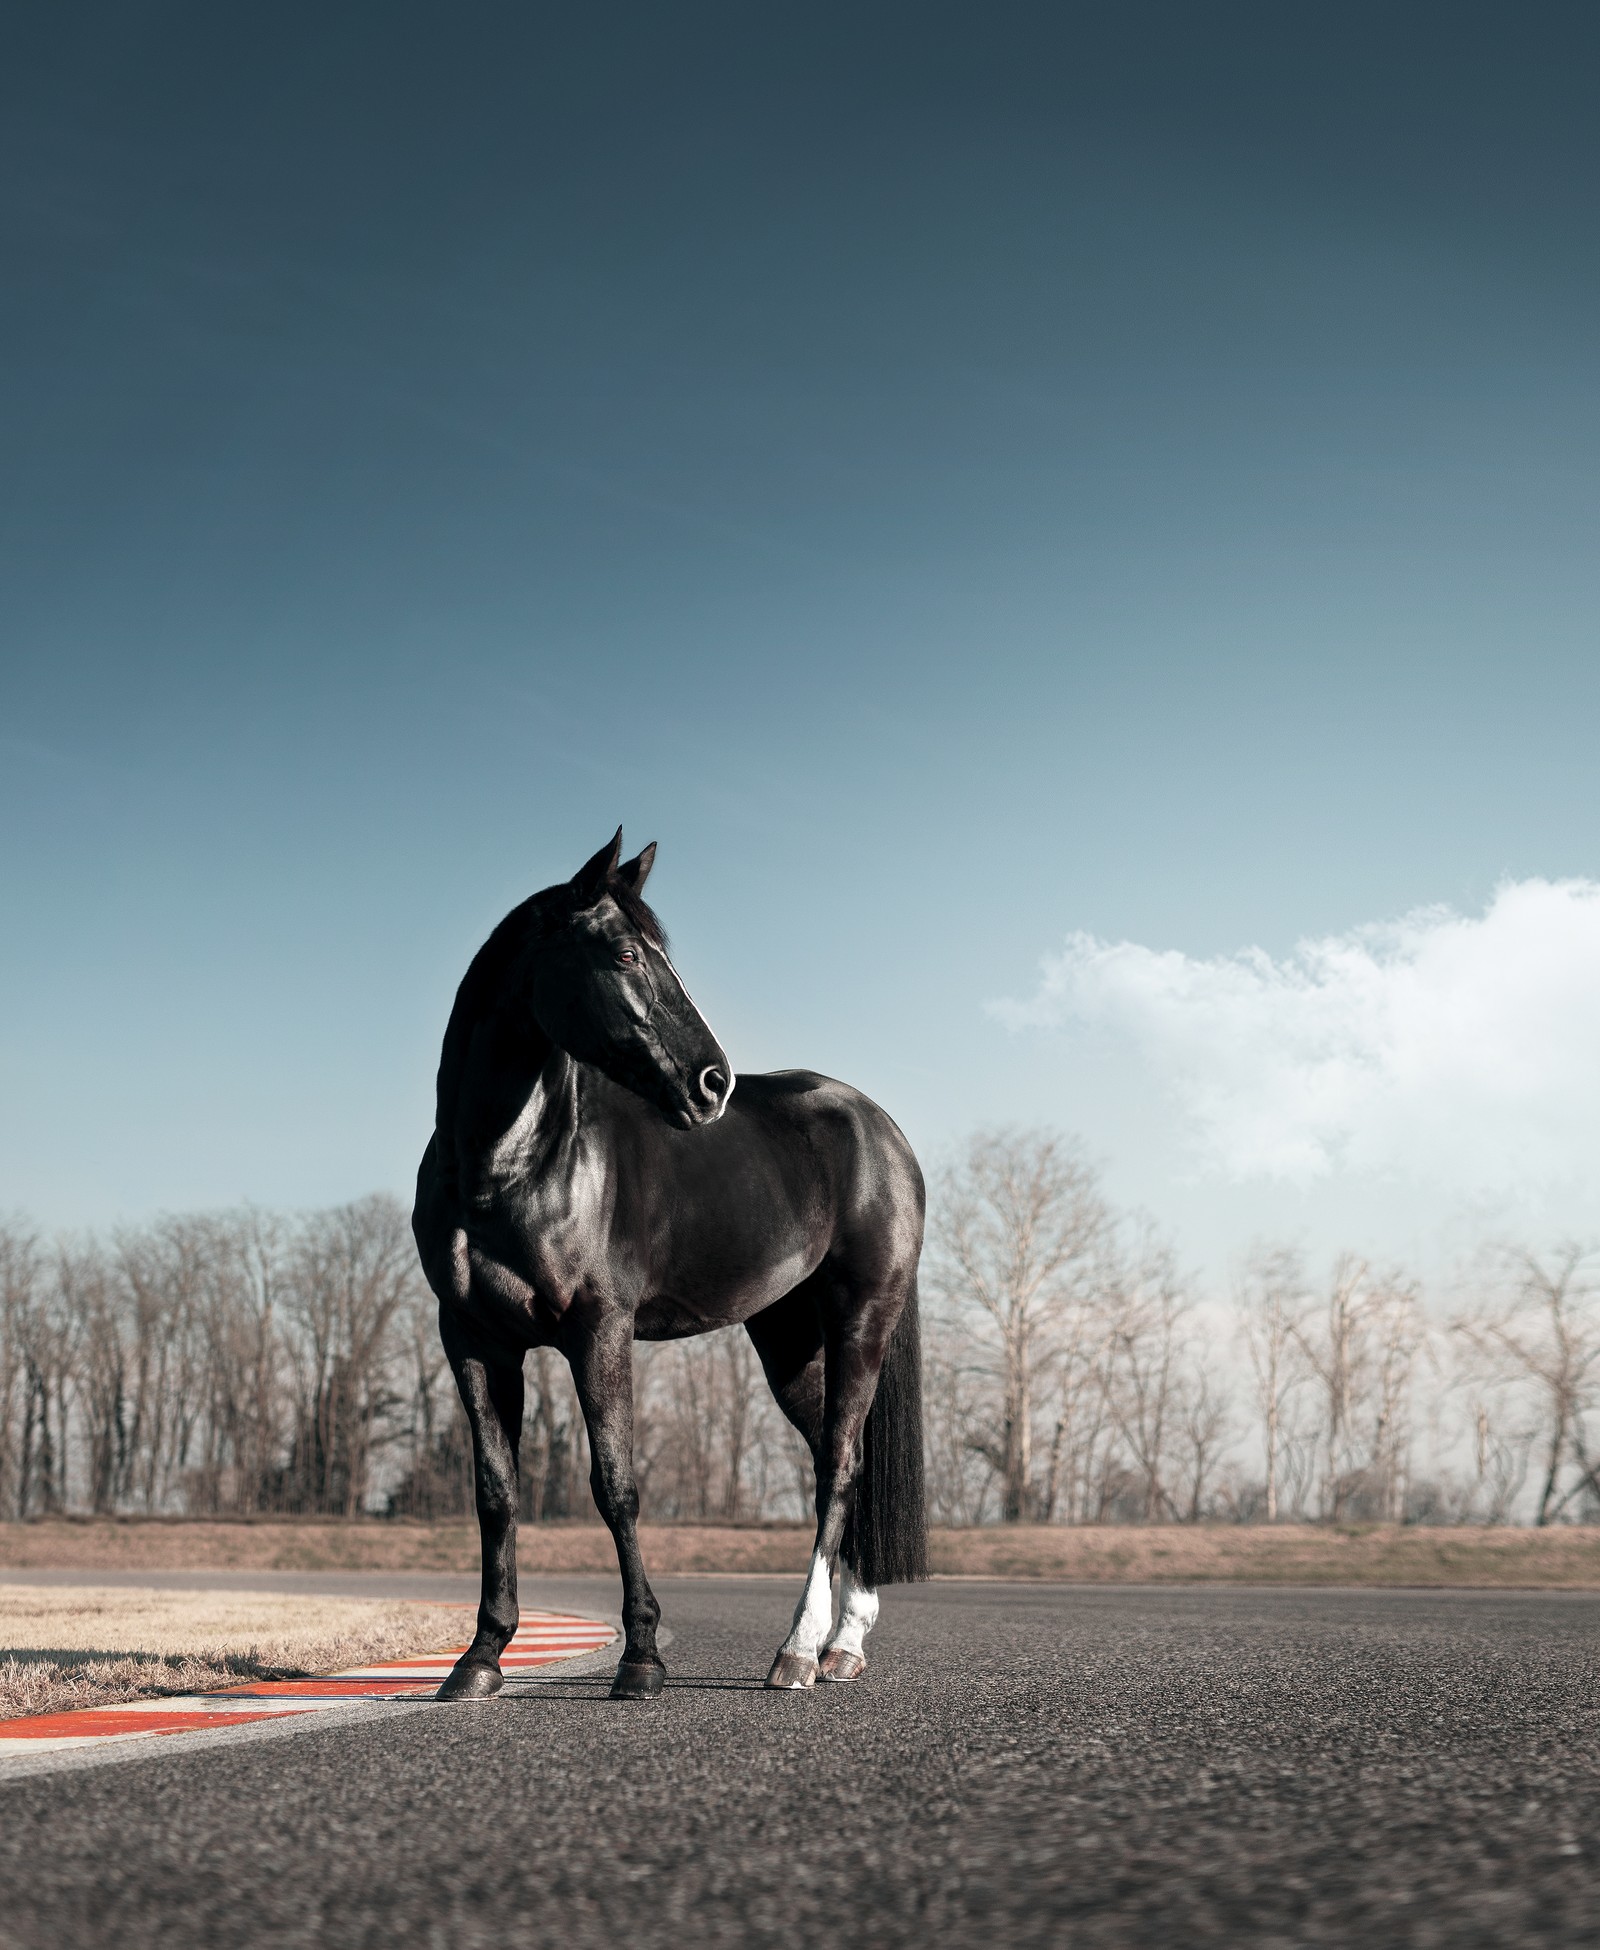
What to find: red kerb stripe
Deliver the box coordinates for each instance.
[0,1709,281,1740]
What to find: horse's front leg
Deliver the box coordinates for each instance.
[437,1311,524,1702]
[567,1308,665,1701]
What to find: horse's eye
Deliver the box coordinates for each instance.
[617,948,638,967]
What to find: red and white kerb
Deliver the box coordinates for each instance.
[0,1610,618,1756]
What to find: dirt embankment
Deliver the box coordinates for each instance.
[3,1518,1599,1586]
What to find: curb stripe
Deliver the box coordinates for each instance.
[0,1610,618,1756]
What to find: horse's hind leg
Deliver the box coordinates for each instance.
[566,1308,665,1700]
[798,1271,915,1688]
[746,1284,835,1687]
[437,1308,524,1702]
[748,1278,890,1689]
[818,1566,878,1682]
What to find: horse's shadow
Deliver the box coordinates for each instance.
[501,1673,770,1701]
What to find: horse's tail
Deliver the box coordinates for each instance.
[844,1279,928,1586]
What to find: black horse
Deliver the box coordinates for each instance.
[412,831,926,1699]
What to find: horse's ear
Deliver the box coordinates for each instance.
[616,841,656,896]
[571,828,623,907]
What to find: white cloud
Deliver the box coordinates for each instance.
[993,879,1600,1191]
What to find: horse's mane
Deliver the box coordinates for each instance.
[468,876,667,993]
[434,875,669,1156]
[608,880,668,951]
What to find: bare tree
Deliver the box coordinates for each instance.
[1299,1255,1370,1521]
[717,1334,761,1519]
[0,1222,40,1519]
[1238,1246,1310,1522]
[1446,1340,1536,1526]
[1173,1353,1234,1522]
[1277,1255,1428,1523]
[385,1273,472,1519]
[191,1211,294,1513]
[921,1311,998,1524]
[64,1242,127,1515]
[1366,1272,1427,1521]
[1100,1229,1196,1522]
[115,1217,209,1511]
[12,1246,76,1517]
[927,1129,1113,1521]
[656,1340,717,1518]
[524,1346,585,1520]
[1039,1312,1118,1525]
[631,1330,782,1522]
[1453,1243,1600,1525]
[281,1195,422,1515]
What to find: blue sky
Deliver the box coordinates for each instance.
[4,3,1598,1276]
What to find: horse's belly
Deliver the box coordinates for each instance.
[634,1240,821,1340]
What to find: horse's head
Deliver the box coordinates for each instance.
[528,830,734,1130]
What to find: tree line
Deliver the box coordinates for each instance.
[923,1131,1599,1527]
[0,1195,807,1525]
[1,1129,1596,1526]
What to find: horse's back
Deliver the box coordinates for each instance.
[725,1067,911,1163]
[727,1069,925,1263]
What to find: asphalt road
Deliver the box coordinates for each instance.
[1,1577,1597,1948]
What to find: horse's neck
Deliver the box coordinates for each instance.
[441,1007,583,1202]
[514,1043,585,1168]
[435,912,547,1156]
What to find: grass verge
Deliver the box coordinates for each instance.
[0,1585,468,1720]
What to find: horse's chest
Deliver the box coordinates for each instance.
[459,1148,609,1331]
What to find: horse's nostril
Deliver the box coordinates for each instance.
[698,1066,728,1105]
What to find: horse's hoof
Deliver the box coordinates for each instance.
[818,1647,867,1683]
[435,1659,503,1702]
[610,1659,666,1700]
[765,1651,818,1690]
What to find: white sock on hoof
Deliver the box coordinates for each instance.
[778,1550,835,1662]
[824,1566,879,1660]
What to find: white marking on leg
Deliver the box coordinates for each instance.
[779,1550,835,1661]
[824,1566,879,1660]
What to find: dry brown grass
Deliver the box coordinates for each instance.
[923,1522,1600,1586]
[0,1585,469,1720]
[0,1517,491,1574]
[4,1517,1600,1586]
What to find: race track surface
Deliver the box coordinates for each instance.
[0,1578,1596,1947]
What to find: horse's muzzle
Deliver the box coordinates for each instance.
[696,1064,732,1115]
[664,1059,733,1128]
